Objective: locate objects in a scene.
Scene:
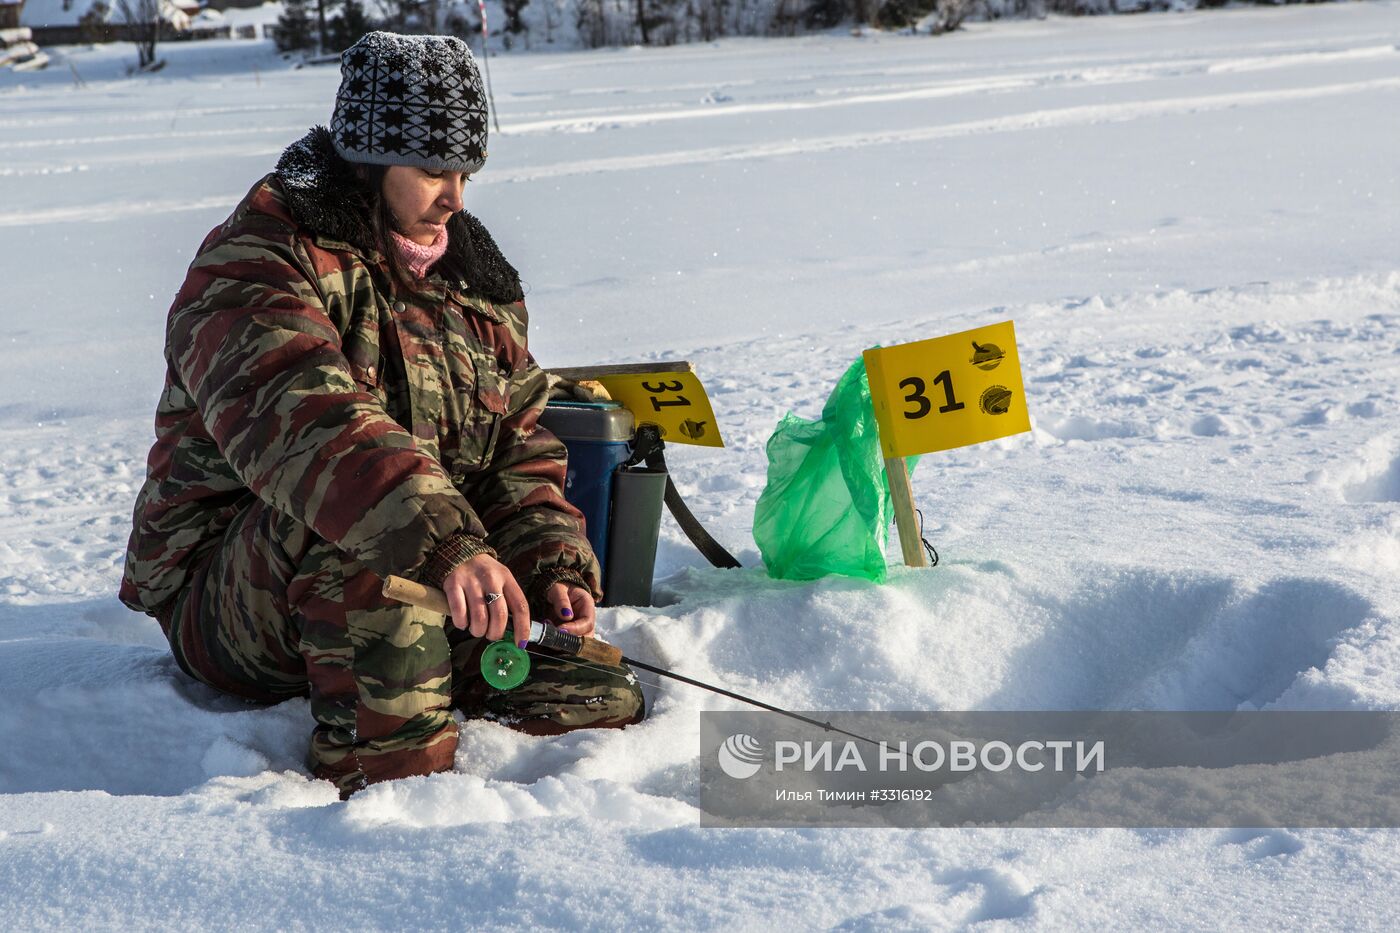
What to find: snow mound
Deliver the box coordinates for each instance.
[343,772,693,829]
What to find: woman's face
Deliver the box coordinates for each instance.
[381,165,469,246]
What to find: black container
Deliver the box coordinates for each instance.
[604,467,667,607]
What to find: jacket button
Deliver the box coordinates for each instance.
[365,366,376,380]
[393,300,406,313]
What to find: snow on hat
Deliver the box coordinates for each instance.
[331,31,489,174]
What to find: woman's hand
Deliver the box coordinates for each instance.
[544,583,596,638]
[441,555,531,646]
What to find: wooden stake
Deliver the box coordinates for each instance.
[885,456,929,568]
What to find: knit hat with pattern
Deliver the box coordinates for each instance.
[330,31,488,174]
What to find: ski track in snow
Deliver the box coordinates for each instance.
[496,45,1400,134]
[5,73,1400,228]
[3,3,1400,928]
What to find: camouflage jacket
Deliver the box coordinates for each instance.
[121,127,598,617]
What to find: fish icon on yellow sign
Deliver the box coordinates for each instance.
[970,341,1005,371]
[980,386,1013,415]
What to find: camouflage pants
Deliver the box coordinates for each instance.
[158,499,645,796]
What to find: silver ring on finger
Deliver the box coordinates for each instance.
[483,592,503,605]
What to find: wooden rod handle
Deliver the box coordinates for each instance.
[575,638,623,667]
[382,575,450,615]
[381,574,624,666]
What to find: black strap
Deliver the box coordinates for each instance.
[915,508,940,567]
[627,425,742,570]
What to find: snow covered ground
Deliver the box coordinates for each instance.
[4,3,1400,926]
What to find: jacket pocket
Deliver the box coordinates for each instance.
[449,348,509,479]
[342,305,389,409]
[348,357,388,409]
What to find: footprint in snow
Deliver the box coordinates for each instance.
[934,867,1039,923]
[1341,447,1400,503]
[1219,828,1304,859]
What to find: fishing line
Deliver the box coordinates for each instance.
[524,647,901,757]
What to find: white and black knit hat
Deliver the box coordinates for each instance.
[330,32,488,174]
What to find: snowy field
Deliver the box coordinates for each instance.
[4,3,1400,927]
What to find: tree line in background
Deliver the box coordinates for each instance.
[276,0,1352,53]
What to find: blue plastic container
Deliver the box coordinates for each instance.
[537,401,635,580]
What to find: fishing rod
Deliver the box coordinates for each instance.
[382,576,890,752]
[475,0,501,134]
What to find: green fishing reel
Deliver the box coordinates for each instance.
[478,622,590,690]
[480,638,531,690]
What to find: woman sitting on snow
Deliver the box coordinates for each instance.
[120,32,645,797]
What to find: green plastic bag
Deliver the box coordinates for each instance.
[753,357,907,582]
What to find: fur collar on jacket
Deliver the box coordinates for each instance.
[273,126,524,305]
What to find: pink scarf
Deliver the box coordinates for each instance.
[390,227,449,279]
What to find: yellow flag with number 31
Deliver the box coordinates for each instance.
[863,321,1031,458]
[594,371,725,448]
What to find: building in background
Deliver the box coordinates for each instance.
[19,0,221,45]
